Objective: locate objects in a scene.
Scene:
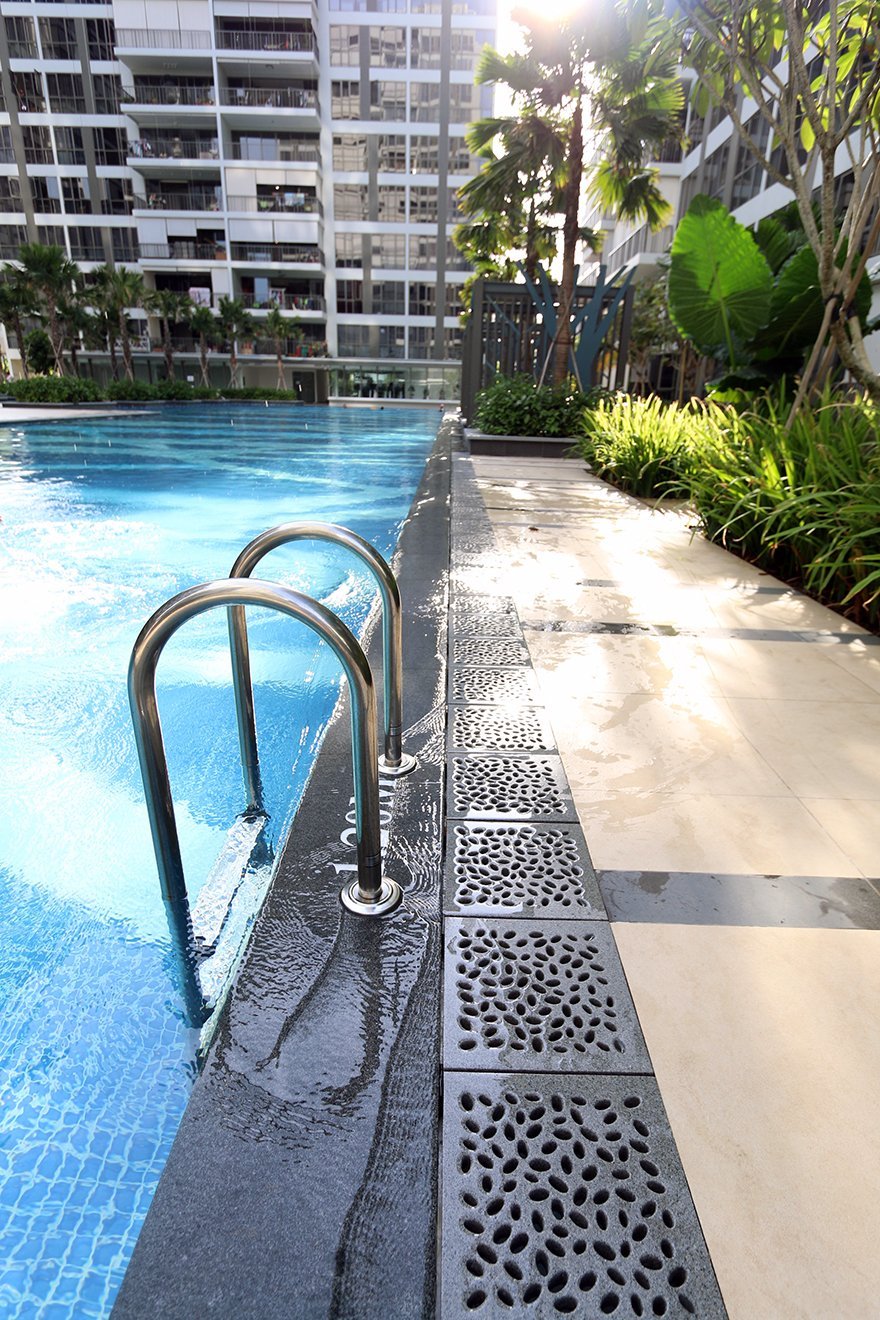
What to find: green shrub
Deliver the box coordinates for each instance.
[474,374,596,437]
[104,378,158,401]
[24,329,55,376]
[7,374,103,403]
[219,386,300,400]
[579,395,733,498]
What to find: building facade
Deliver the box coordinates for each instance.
[0,0,494,393]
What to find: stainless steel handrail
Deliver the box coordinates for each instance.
[228,522,416,818]
[129,577,402,1024]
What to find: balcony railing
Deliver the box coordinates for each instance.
[607,224,674,269]
[230,242,323,264]
[127,84,216,107]
[221,87,317,110]
[134,192,222,211]
[215,29,316,54]
[116,28,212,49]
[139,241,226,260]
[240,292,326,312]
[128,138,220,160]
[231,140,320,163]
[226,193,321,214]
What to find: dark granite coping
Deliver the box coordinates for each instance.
[113,417,455,1318]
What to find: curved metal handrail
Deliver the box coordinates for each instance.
[227,521,415,816]
[128,577,402,1025]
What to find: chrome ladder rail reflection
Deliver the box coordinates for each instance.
[227,521,417,819]
[128,577,402,1026]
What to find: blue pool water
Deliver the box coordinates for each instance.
[0,404,438,1316]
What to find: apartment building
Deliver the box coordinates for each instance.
[0,0,494,393]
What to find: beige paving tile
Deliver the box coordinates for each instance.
[700,638,880,701]
[527,632,721,697]
[802,798,880,879]
[709,585,863,633]
[573,790,862,875]
[726,699,880,799]
[536,688,790,796]
[825,642,880,696]
[612,923,880,1320]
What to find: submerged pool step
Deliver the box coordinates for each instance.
[191,814,275,1010]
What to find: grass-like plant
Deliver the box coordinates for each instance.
[579,394,733,498]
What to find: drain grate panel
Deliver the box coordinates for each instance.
[449,755,575,822]
[451,707,556,754]
[444,822,605,917]
[440,1072,725,1319]
[453,612,525,641]
[453,637,531,668]
[451,668,541,706]
[444,919,648,1071]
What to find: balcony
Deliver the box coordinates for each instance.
[116,28,212,49]
[215,27,316,55]
[226,192,321,215]
[240,292,326,313]
[220,86,317,111]
[231,138,320,164]
[139,241,227,261]
[134,190,222,212]
[128,137,220,160]
[125,84,217,120]
[606,224,674,270]
[230,242,323,265]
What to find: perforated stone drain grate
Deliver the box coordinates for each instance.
[444,919,648,1071]
[440,1072,725,1319]
[453,637,532,668]
[452,707,557,754]
[454,613,525,641]
[444,822,604,917]
[451,668,543,706]
[449,756,576,822]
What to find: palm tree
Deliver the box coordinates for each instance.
[93,265,145,380]
[58,286,104,377]
[217,296,254,388]
[145,288,192,381]
[189,304,218,388]
[264,306,289,390]
[0,268,37,377]
[16,243,80,375]
[476,3,682,383]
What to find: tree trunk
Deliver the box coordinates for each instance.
[229,343,238,387]
[14,314,29,377]
[163,320,174,381]
[552,97,584,386]
[199,336,210,387]
[276,347,285,390]
[119,309,133,380]
[108,333,119,380]
[47,304,65,375]
[829,318,880,400]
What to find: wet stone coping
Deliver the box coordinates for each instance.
[113,419,456,1318]
[440,452,727,1317]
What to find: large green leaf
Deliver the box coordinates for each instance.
[668,195,772,363]
[752,242,873,364]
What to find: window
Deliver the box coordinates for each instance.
[102,179,130,214]
[47,74,87,114]
[22,126,52,165]
[39,17,77,59]
[87,19,116,61]
[372,233,406,266]
[333,133,368,170]
[730,114,770,209]
[702,142,730,202]
[447,237,469,270]
[449,83,484,123]
[0,178,23,213]
[0,127,13,164]
[410,82,440,122]
[113,230,139,262]
[53,126,84,165]
[337,280,363,313]
[93,74,122,115]
[450,29,492,70]
[68,227,105,262]
[370,26,405,67]
[373,281,405,314]
[31,178,62,214]
[445,282,465,316]
[371,81,406,120]
[447,138,480,174]
[335,234,364,266]
[5,16,36,58]
[330,25,360,65]
[334,184,369,220]
[447,188,464,221]
[410,137,439,173]
[378,135,406,171]
[378,325,405,357]
[439,326,464,358]
[408,326,435,357]
[409,186,438,222]
[411,29,442,69]
[331,81,361,118]
[62,178,92,214]
[12,73,46,113]
[337,326,372,357]
[377,185,406,221]
[409,282,435,316]
[94,127,126,166]
[37,226,65,248]
[0,225,27,259]
[410,234,440,267]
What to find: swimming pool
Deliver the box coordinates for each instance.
[0,404,438,1316]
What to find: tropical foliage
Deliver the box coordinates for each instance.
[474,374,602,436]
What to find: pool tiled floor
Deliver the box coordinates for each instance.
[465,452,880,1318]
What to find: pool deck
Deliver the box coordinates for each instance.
[465,451,880,1320]
[0,405,147,422]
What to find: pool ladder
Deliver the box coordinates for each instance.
[128,523,416,1026]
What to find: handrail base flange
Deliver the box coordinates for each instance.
[339,875,403,916]
[378,752,418,778]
